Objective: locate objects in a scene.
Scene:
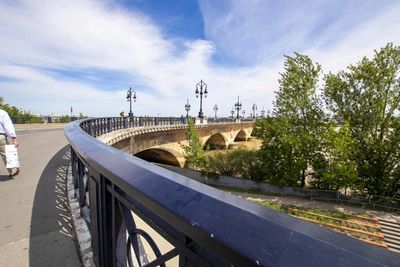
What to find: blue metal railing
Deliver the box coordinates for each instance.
[207,117,255,124]
[80,116,186,137]
[65,117,400,267]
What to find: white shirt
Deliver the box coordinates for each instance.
[0,109,16,138]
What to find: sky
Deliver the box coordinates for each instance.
[0,0,399,117]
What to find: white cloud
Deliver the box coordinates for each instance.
[0,0,399,118]
[305,4,400,73]
[0,0,277,117]
[199,0,400,106]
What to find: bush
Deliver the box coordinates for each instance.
[206,151,236,176]
[206,149,263,181]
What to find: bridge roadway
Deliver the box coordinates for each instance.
[0,127,80,266]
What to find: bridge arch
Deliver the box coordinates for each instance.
[134,148,183,167]
[249,128,255,136]
[234,129,248,141]
[204,133,228,150]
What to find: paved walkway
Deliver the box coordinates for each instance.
[0,128,80,266]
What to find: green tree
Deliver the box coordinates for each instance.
[0,96,42,123]
[254,116,303,186]
[324,43,400,196]
[59,115,71,123]
[0,97,19,117]
[312,123,358,191]
[255,53,327,187]
[181,118,206,169]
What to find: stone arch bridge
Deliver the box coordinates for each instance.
[97,122,254,167]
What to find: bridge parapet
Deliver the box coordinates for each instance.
[97,125,187,146]
[95,118,253,167]
[65,116,400,267]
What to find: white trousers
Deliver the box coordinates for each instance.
[0,134,13,174]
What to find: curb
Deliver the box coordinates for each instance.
[15,123,68,131]
[67,165,95,267]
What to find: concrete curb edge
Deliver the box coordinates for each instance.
[67,165,95,267]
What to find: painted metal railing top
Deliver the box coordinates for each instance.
[65,117,400,267]
[80,116,186,137]
[79,116,254,137]
[207,117,255,123]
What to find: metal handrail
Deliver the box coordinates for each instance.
[65,117,400,266]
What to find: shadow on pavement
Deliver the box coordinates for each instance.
[29,145,81,266]
[0,174,12,182]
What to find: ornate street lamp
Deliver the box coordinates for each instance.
[184,98,191,118]
[231,109,235,119]
[127,87,137,117]
[252,103,257,119]
[213,104,218,119]
[234,96,242,119]
[242,109,245,119]
[261,107,265,118]
[195,79,208,118]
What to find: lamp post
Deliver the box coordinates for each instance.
[184,98,191,118]
[231,109,235,119]
[234,96,242,120]
[213,104,218,119]
[252,103,257,119]
[127,87,136,117]
[242,109,245,119]
[261,107,265,118]
[195,79,208,118]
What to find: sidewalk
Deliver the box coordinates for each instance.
[0,129,80,266]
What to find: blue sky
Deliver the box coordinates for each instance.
[118,0,204,40]
[0,0,399,117]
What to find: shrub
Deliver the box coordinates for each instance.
[206,149,263,181]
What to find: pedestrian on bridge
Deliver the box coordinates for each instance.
[0,109,20,177]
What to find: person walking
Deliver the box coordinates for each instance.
[0,109,20,177]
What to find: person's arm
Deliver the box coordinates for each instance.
[2,112,18,147]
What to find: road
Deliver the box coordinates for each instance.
[0,128,80,266]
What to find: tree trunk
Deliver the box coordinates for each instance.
[300,168,306,188]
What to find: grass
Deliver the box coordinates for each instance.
[247,198,383,243]
[250,199,286,212]
[211,182,388,245]
[215,185,357,219]
[248,198,349,221]
[214,186,384,243]
[212,184,266,195]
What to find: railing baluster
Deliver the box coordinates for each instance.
[77,159,86,208]
[71,148,78,191]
